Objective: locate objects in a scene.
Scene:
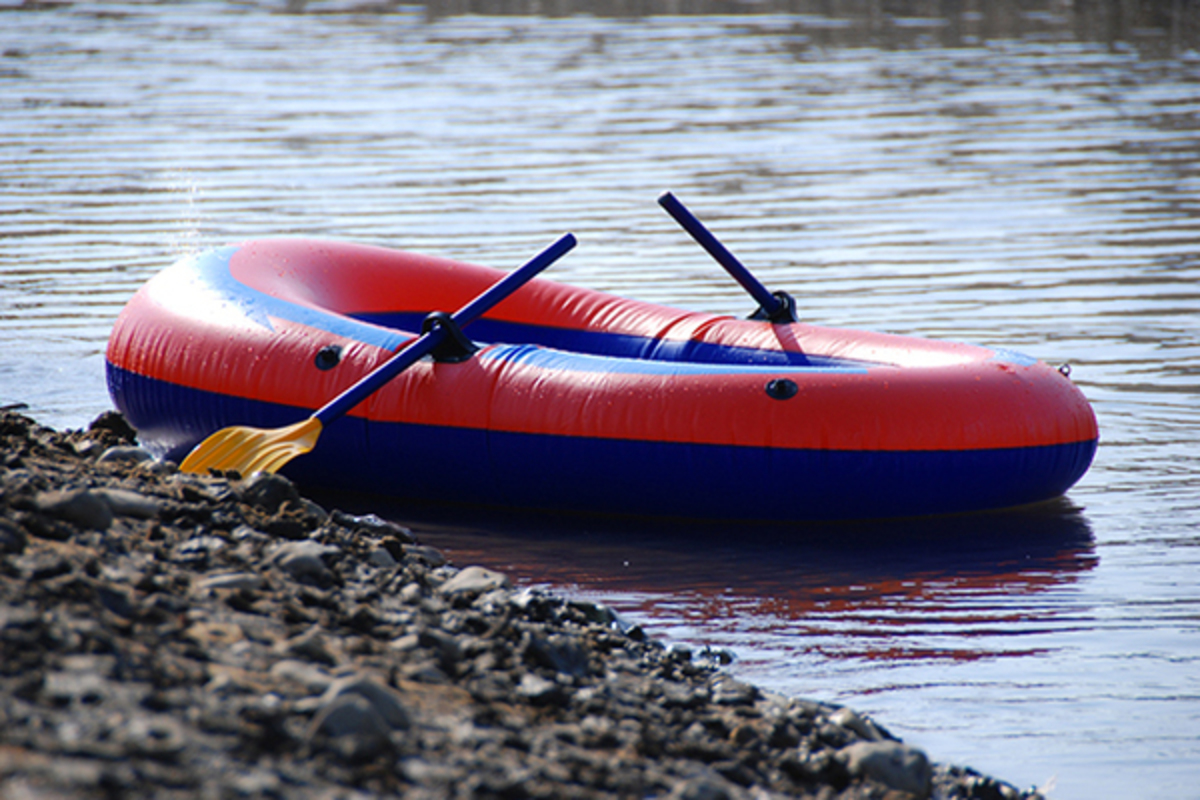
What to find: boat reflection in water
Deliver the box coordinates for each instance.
[320,492,1097,669]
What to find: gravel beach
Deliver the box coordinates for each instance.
[1,409,1045,800]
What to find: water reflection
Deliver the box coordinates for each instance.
[315,491,1097,665]
[283,0,1200,56]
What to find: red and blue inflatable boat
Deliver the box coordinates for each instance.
[106,238,1098,521]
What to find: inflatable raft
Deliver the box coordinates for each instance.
[106,238,1097,522]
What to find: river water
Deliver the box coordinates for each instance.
[2,1,1198,797]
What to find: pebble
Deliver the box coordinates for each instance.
[93,487,163,519]
[277,626,339,666]
[516,672,563,704]
[270,659,336,692]
[710,676,759,706]
[331,509,416,544]
[0,517,26,554]
[35,489,113,531]
[269,539,339,583]
[437,564,511,597]
[96,445,154,465]
[317,675,411,730]
[368,545,398,567]
[667,774,741,800]
[841,740,933,796]
[0,409,1045,800]
[309,692,394,760]
[195,571,263,592]
[120,714,186,759]
[173,534,226,562]
[829,706,886,742]
[240,472,301,513]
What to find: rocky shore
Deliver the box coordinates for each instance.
[1,409,1043,800]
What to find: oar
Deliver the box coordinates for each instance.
[180,233,577,477]
[657,191,797,324]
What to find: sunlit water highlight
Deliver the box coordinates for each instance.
[2,2,1199,797]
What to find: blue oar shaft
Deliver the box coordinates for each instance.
[657,191,783,319]
[314,233,576,425]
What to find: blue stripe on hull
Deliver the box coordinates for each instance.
[351,312,863,368]
[107,365,1096,522]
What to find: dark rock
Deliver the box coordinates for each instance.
[405,544,447,567]
[308,692,393,761]
[841,740,933,797]
[13,509,74,541]
[368,545,398,567]
[240,472,301,514]
[88,410,138,442]
[0,516,27,554]
[522,631,590,678]
[331,509,416,544]
[317,674,411,730]
[270,539,339,584]
[277,627,339,666]
[35,489,113,531]
[710,677,759,706]
[93,487,163,519]
[95,582,137,619]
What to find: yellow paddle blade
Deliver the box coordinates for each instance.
[179,417,324,477]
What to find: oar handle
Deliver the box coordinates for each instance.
[657,191,796,323]
[313,232,576,425]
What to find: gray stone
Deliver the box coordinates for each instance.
[43,669,110,706]
[667,774,740,800]
[710,677,759,706]
[232,524,270,544]
[278,626,338,666]
[331,509,415,544]
[93,487,163,519]
[523,632,589,677]
[318,675,410,730]
[368,546,398,568]
[270,539,339,582]
[405,545,446,567]
[438,565,511,597]
[829,706,885,742]
[568,598,617,626]
[35,489,113,531]
[841,740,932,797]
[269,659,335,692]
[311,693,391,739]
[195,571,263,592]
[96,445,153,465]
[173,534,226,562]
[120,714,186,760]
[299,498,329,525]
[516,673,563,705]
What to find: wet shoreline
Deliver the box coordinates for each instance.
[2,409,1042,799]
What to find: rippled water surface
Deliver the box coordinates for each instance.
[3,2,1199,797]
